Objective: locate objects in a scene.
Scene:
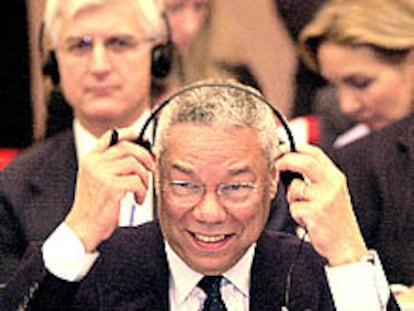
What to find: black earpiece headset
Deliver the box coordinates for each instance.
[110,82,306,310]
[40,11,173,85]
[123,82,305,310]
[133,82,303,188]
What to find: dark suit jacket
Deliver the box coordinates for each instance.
[0,129,78,283]
[1,222,401,310]
[0,222,330,310]
[0,128,293,287]
[331,113,414,285]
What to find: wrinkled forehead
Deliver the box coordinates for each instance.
[61,0,139,19]
[159,123,264,161]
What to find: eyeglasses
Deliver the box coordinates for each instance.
[163,180,259,208]
[59,35,156,59]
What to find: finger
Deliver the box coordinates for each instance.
[288,200,308,229]
[94,128,141,153]
[93,130,118,153]
[286,178,312,203]
[276,152,322,183]
[104,156,150,188]
[113,174,149,202]
[294,143,337,170]
[107,142,155,171]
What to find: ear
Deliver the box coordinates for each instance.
[153,156,161,195]
[408,49,414,88]
[268,161,279,198]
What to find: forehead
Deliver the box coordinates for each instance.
[62,0,138,18]
[165,0,209,6]
[59,0,143,37]
[160,123,266,173]
[318,42,393,77]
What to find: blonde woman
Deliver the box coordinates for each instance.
[298,0,413,137]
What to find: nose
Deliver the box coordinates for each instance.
[193,191,227,224]
[89,44,112,75]
[336,87,362,116]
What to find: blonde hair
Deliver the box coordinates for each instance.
[43,0,165,48]
[298,0,414,72]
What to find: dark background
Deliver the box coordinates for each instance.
[0,0,32,148]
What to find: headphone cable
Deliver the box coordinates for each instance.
[283,228,307,311]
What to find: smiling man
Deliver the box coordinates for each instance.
[1,81,400,310]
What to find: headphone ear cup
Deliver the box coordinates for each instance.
[42,50,60,85]
[151,43,172,79]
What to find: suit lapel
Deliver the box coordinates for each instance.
[96,224,170,310]
[250,232,288,310]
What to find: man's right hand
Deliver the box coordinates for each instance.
[65,128,155,253]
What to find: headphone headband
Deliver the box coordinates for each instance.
[136,82,302,187]
[138,82,296,151]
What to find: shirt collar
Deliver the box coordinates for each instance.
[166,241,256,306]
[73,110,151,160]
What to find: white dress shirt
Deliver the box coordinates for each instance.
[166,242,253,311]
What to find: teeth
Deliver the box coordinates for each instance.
[195,233,226,243]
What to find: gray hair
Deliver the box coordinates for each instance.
[153,80,282,163]
[43,0,165,48]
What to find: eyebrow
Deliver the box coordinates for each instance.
[171,164,193,175]
[66,33,139,41]
[170,164,254,177]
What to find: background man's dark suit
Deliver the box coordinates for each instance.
[0,129,77,283]
[331,113,414,285]
[3,222,338,310]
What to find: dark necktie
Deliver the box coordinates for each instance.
[198,276,228,311]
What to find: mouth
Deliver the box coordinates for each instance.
[88,86,118,96]
[189,231,235,250]
[194,233,227,243]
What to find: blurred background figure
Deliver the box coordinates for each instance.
[0,0,170,285]
[272,0,358,151]
[44,0,297,138]
[152,0,239,104]
[273,0,328,117]
[164,0,209,55]
[152,0,272,105]
[297,0,413,150]
[298,0,414,306]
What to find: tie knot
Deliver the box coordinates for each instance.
[198,276,227,311]
[198,276,223,295]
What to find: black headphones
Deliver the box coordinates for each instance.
[127,82,304,188]
[110,82,305,310]
[41,11,173,85]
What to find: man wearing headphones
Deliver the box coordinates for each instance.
[0,0,172,285]
[2,81,399,310]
